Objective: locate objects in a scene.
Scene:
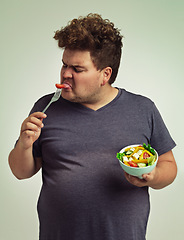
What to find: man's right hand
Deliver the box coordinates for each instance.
[19,112,47,150]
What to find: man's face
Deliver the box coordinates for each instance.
[60,49,105,105]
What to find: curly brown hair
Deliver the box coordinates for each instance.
[54,13,123,84]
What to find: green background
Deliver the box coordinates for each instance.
[1,0,184,239]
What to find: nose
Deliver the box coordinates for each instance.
[62,67,73,79]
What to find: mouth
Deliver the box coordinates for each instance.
[62,81,72,90]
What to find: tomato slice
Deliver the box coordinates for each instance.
[143,152,150,159]
[55,84,65,89]
[128,161,138,167]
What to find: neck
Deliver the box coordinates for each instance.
[81,85,119,111]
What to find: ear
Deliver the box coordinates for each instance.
[101,67,112,86]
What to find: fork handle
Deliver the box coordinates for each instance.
[42,101,52,113]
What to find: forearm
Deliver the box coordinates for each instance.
[147,160,177,189]
[8,112,46,179]
[8,140,37,179]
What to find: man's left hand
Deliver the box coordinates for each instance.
[124,168,156,188]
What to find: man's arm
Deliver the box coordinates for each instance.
[124,150,177,189]
[8,112,47,180]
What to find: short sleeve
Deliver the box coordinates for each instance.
[150,103,176,156]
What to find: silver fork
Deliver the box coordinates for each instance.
[42,88,62,113]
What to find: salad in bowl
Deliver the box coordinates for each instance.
[116,143,158,178]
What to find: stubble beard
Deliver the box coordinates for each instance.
[66,87,102,105]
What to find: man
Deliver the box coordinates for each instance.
[8,14,177,240]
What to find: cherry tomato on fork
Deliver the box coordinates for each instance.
[55,84,65,89]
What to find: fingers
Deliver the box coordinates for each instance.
[124,172,148,187]
[124,168,156,187]
[21,112,47,133]
[19,112,47,149]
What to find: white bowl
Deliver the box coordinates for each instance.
[118,144,158,179]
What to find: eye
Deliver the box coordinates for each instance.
[73,67,84,73]
[74,69,83,73]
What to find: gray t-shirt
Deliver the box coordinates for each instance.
[30,88,176,240]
